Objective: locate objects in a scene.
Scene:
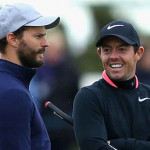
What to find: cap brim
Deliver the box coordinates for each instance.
[96,34,137,47]
[25,16,60,29]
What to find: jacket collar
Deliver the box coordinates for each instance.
[0,59,36,87]
[102,70,138,88]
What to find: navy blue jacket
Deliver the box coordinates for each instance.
[0,60,50,150]
[73,71,150,150]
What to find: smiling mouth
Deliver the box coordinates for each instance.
[110,64,123,68]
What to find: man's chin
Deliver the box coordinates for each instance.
[35,60,45,68]
[23,60,45,68]
[109,74,124,81]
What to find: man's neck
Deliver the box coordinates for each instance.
[112,77,136,90]
[1,53,22,67]
[102,70,138,89]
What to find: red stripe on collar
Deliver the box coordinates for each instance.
[102,70,139,88]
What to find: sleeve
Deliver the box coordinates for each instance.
[111,138,150,150]
[72,88,117,150]
[30,101,51,150]
[0,89,33,150]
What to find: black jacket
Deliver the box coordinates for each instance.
[73,71,150,150]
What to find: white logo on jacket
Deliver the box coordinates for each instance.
[138,97,150,102]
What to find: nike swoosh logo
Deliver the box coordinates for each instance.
[138,97,150,102]
[107,24,124,30]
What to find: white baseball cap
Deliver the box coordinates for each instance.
[0,3,60,39]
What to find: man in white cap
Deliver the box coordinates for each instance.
[0,3,60,150]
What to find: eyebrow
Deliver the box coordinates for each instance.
[33,33,47,37]
[36,33,46,35]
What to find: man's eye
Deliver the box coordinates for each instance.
[119,47,126,51]
[103,48,110,53]
[35,35,41,39]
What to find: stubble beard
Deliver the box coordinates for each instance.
[17,39,45,68]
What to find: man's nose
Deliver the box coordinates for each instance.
[110,49,119,59]
[41,38,49,47]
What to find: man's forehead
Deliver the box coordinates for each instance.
[24,26,46,34]
[101,36,128,46]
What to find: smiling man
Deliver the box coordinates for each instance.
[73,20,150,150]
[0,3,60,150]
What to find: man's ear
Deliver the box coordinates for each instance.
[135,46,144,61]
[97,47,101,59]
[6,33,19,48]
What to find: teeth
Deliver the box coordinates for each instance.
[38,51,44,54]
[37,49,46,54]
[110,64,123,68]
